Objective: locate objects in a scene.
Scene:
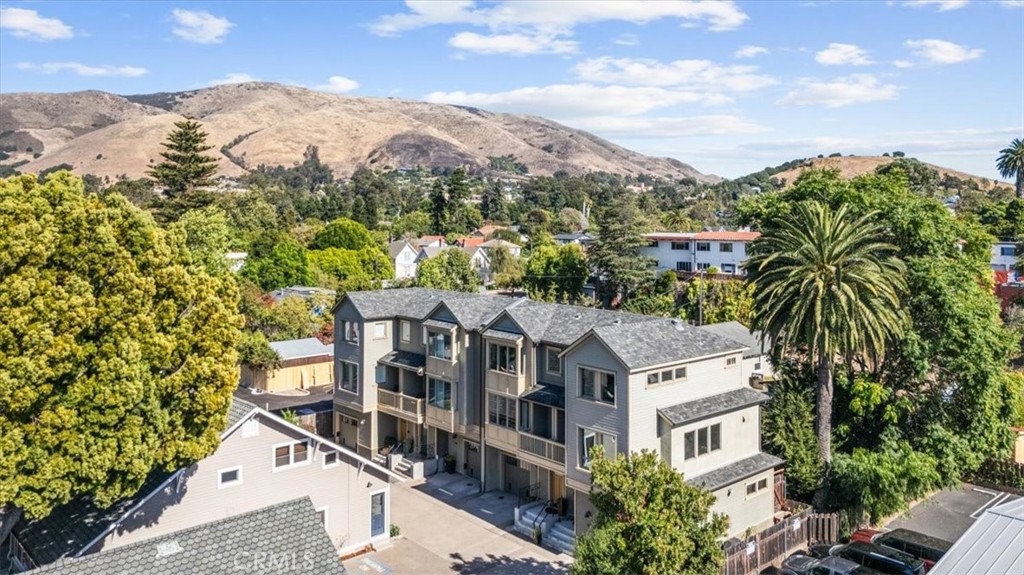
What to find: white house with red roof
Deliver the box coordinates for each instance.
[641,230,760,276]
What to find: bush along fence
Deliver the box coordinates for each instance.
[721,502,839,575]
[967,459,1024,495]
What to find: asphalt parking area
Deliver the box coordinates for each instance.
[884,483,1020,543]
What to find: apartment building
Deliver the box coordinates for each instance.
[332,288,782,551]
[641,230,760,275]
[991,241,1018,283]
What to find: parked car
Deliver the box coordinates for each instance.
[832,541,925,575]
[849,529,884,544]
[781,553,886,575]
[873,529,951,571]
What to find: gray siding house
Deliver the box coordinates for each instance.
[5,399,401,573]
[331,288,783,552]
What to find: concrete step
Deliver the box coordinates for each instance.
[545,522,576,555]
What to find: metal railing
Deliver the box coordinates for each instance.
[517,481,542,507]
[519,432,566,465]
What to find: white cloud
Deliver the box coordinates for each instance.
[905,39,983,64]
[371,1,749,36]
[613,33,639,46]
[734,45,768,58]
[573,57,777,92]
[171,9,233,43]
[573,115,767,138]
[0,7,73,40]
[777,74,901,108]
[449,31,577,55]
[17,61,147,77]
[893,59,914,68]
[903,0,969,10]
[208,72,259,86]
[425,84,731,118]
[314,75,360,93]
[1000,1,1024,6]
[815,43,872,66]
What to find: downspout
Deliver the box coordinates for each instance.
[479,330,487,493]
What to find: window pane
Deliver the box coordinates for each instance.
[489,343,497,370]
[600,373,615,403]
[675,367,687,379]
[758,478,768,490]
[547,349,561,373]
[374,323,386,338]
[710,424,721,451]
[581,369,595,398]
[507,397,517,429]
[661,370,673,382]
[698,427,708,455]
[221,469,238,483]
[684,431,695,459]
[370,493,385,537]
[747,483,756,495]
[275,446,290,467]
[647,373,659,385]
[488,394,498,424]
[293,442,309,463]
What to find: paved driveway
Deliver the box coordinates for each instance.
[344,474,572,575]
[884,483,1020,543]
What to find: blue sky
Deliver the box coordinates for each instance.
[1,0,1021,179]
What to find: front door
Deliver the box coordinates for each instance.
[370,492,386,537]
[464,442,479,477]
[550,471,565,501]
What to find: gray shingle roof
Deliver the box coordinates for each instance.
[482,328,524,343]
[658,387,769,427]
[521,384,566,409]
[378,350,426,371]
[687,452,783,492]
[388,239,414,259]
[697,321,764,359]
[27,498,346,575]
[503,300,650,346]
[227,397,257,428]
[423,318,458,330]
[268,337,333,361]
[343,288,472,320]
[592,319,746,370]
[441,295,517,329]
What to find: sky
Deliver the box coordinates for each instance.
[0,0,1022,179]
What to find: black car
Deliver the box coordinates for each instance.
[873,528,951,569]
[833,541,925,575]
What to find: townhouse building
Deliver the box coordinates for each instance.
[641,230,760,276]
[332,288,783,552]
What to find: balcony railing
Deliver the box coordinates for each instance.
[378,388,424,422]
[519,431,565,465]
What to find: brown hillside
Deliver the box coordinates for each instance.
[1,82,715,182]
[771,155,1010,191]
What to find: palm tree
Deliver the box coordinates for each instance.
[745,201,906,508]
[997,138,1024,198]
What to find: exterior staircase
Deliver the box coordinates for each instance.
[394,457,414,477]
[515,500,575,553]
[545,519,576,556]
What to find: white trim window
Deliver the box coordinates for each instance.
[217,466,243,489]
[323,450,340,469]
[400,320,411,343]
[726,356,738,368]
[342,321,359,345]
[578,428,616,470]
[670,241,690,250]
[546,347,562,375]
[579,366,615,405]
[696,242,711,252]
[427,378,453,410]
[339,360,358,394]
[488,342,518,375]
[487,393,517,429]
[373,322,387,340]
[427,331,453,360]
[315,506,329,531]
[719,242,734,253]
[746,476,769,497]
[646,366,687,387]
[684,423,722,460]
[273,440,311,470]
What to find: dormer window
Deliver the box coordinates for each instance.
[427,331,453,360]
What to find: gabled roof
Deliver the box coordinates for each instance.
[388,239,415,259]
[268,337,333,361]
[429,294,514,329]
[26,498,346,575]
[481,239,521,250]
[417,245,443,259]
[586,318,747,370]
[13,398,400,567]
[342,287,474,320]
[931,498,1024,575]
[697,321,766,359]
[498,299,650,346]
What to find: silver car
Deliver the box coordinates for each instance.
[781,553,883,575]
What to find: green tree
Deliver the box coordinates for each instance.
[391,211,431,240]
[682,279,754,326]
[480,180,507,222]
[572,449,727,575]
[309,248,369,286]
[428,179,448,236]
[745,201,907,507]
[147,119,219,214]
[310,218,378,251]
[763,379,823,499]
[241,236,313,290]
[0,173,241,518]
[416,248,480,292]
[238,330,281,370]
[172,206,233,275]
[997,137,1024,198]
[589,194,654,306]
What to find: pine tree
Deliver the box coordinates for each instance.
[429,178,449,235]
[148,119,219,199]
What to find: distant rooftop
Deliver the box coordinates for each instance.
[697,321,766,359]
[268,337,333,361]
[267,285,336,303]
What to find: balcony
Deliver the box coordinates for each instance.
[518,432,566,468]
[425,403,455,432]
[377,388,424,424]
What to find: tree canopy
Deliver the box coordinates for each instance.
[147,120,219,218]
[415,248,480,292]
[997,137,1024,198]
[0,172,241,518]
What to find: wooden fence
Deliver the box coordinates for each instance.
[721,504,839,575]
[967,459,1024,495]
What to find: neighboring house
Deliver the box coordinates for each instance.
[3,399,400,573]
[481,239,522,258]
[930,498,1024,575]
[464,246,491,285]
[553,232,593,247]
[416,235,446,248]
[641,230,760,275]
[241,338,334,393]
[457,237,486,249]
[389,240,419,280]
[472,225,506,238]
[991,241,1018,283]
[331,288,783,554]
[224,251,247,272]
[697,321,774,383]
[20,498,346,575]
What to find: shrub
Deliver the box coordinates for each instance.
[389,524,401,537]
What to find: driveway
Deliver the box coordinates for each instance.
[884,483,1020,543]
[344,474,572,575]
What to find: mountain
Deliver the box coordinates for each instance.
[769,155,1009,191]
[0,82,715,183]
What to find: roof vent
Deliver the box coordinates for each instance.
[155,540,184,558]
[573,313,583,320]
[613,318,622,325]
[671,318,685,331]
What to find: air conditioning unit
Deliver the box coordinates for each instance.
[749,373,766,390]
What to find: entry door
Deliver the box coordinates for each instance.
[465,442,479,477]
[550,471,565,501]
[370,492,386,537]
